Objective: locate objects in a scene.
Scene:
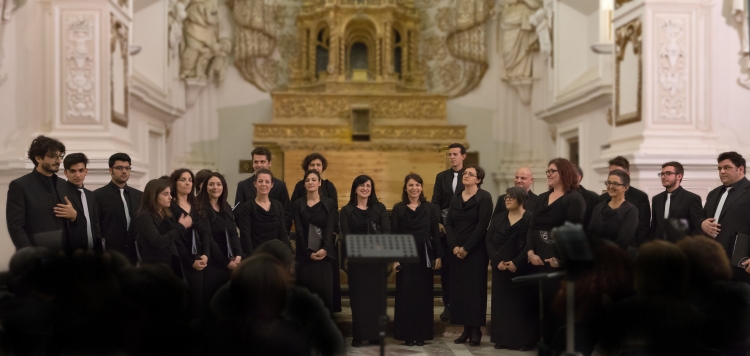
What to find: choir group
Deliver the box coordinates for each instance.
[8,136,750,351]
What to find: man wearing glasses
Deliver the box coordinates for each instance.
[598,156,651,246]
[94,153,143,264]
[6,135,79,251]
[700,151,750,280]
[650,161,703,242]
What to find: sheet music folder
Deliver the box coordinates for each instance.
[345,234,419,263]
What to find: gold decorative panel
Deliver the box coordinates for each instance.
[371,126,465,140]
[614,19,642,126]
[273,97,350,119]
[254,124,351,139]
[370,98,446,119]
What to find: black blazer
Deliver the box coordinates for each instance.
[234,175,292,231]
[578,185,602,228]
[700,177,750,259]
[599,186,651,245]
[291,196,337,262]
[650,186,703,242]
[65,181,103,251]
[135,211,185,266]
[6,169,77,250]
[94,181,143,264]
[431,167,465,215]
[493,190,538,216]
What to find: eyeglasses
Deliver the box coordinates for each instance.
[113,166,132,171]
[545,169,558,176]
[604,181,625,188]
[657,171,677,178]
[504,195,515,201]
[462,172,477,177]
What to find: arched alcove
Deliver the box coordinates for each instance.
[350,42,368,69]
[393,28,402,78]
[344,18,377,80]
[315,26,330,77]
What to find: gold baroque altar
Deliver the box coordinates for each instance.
[253,0,466,207]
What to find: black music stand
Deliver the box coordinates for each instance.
[345,234,419,356]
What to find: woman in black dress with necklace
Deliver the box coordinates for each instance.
[340,175,390,347]
[446,166,493,346]
[524,158,586,345]
[587,169,638,251]
[198,172,242,305]
[392,173,443,346]
[237,168,290,256]
[169,169,210,319]
[292,169,337,312]
[486,187,537,350]
[290,153,342,312]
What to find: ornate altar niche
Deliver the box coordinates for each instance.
[253,0,466,207]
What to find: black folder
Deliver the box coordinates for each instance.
[307,224,323,251]
[732,233,750,268]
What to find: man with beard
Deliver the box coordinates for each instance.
[650,161,703,242]
[493,166,538,215]
[6,135,78,250]
[94,153,143,264]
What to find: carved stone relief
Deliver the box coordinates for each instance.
[656,16,687,123]
[0,0,15,86]
[731,0,750,89]
[168,0,188,63]
[111,15,129,127]
[614,19,642,126]
[63,13,99,123]
[181,0,231,82]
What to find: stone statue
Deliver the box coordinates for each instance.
[732,0,750,89]
[169,0,188,61]
[528,6,551,61]
[180,0,230,81]
[500,0,542,82]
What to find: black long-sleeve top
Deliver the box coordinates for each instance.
[445,189,493,253]
[234,175,292,232]
[391,201,445,261]
[135,211,185,265]
[170,202,211,267]
[599,186,651,245]
[236,199,289,256]
[292,196,337,263]
[292,179,339,233]
[486,210,532,270]
[204,203,242,269]
[526,190,586,259]
[339,202,390,236]
[587,200,638,249]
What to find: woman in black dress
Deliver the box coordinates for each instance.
[392,173,443,346]
[446,166,493,346]
[169,169,210,319]
[525,158,586,345]
[136,178,192,278]
[290,153,342,312]
[588,170,638,251]
[237,169,290,256]
[340,175,390,347]
[486,186,537,350]
[198,172,242,305]
[292,169,337,312]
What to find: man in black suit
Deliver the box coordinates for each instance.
[493,166,538,215]
[6,135,79,251]
[431,142,466,321]
[234,147,291,231]
[700,152,750,281]
[598,156,651,245]
[575,165,602,228]
[650,161,703,242]
[94,153,142,264]
[63,153,103,251]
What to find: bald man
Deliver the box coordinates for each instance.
[493,166,538,215]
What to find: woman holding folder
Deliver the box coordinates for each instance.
[291,169,337,312]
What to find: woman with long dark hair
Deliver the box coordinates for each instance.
[525,157,586,346]
[392,173,443,346]
[290,153,342,312]
[169,169,211,319]
[197,172,242,304]
[446,166,493,346]
[487,187,537,350]
[136,178,192,278]
[340,175,389,347]
[236,169,289,256]
[291,169,337,312]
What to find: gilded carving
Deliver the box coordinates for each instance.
[371,126,466,139]
[614,19,642,126]
[255,124,351,139]
[614,0,632,10]
[273,97,350,118]
[279,142,446,152]
[370,98,446,119]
